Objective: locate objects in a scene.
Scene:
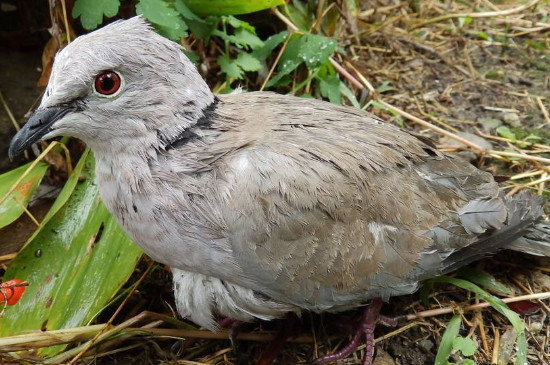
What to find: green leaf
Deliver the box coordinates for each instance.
[218,56,243,79]
[435,314,462,365]
[212,28,263,50]
[418,281,433,306]
[0,161,49,229]
[232,28,264,49]
[234,53,262,72]
[431,276,527,365]
[225,15,255,32]
[376,80,398,94]
[458,16,472,28]
[136,0,188,40]
[298,33,336,68]
[457,267,512,295]
[283,1,312,32]
[265,35,303,87]
[523,134,542,142]
[496,126,517,141]
[183,0,285,16]
[0,152,142,357]
[72,0,120,30]
[175,0,201,20]
[186,16,219,41]
[339,81,361,108]
[252,31,289,61]
[319,76,341,104]
[453,337,476,357]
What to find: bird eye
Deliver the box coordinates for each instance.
[94,71,123,97]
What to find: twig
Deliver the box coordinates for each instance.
[401,291,550,321]
[68,262,153,364]
[376,99,485,150]
[329,58,363,90]
[0,253,17,262]
[60,0,71,43]
[536,97,550,125]
[260,31,293,91]
[412,0,542,29]
[272,7,298,32]
[488,150,550,165]
[492,326,500,365]
[0,90,20,132]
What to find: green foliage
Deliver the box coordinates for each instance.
[184,0,285,16]
[452,337,476,357]
[430,276,527,365]
[0,151,142,357]
[434,314,477,365]
[72,0,120,30]
[456,267,513,295]
[0,161,49,229]
[435,314,461,365]
[496,126,517,141]
[136,0,188,40]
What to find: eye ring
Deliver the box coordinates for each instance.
[94,70,124,97]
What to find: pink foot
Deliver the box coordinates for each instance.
[218,318,243,348]
[315,298,387,365]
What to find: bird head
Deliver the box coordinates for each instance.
[9,16,214,159]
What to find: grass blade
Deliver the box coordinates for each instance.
[435,313,461,365]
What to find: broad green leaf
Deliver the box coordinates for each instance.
[435,314,461,365]
[319,76,341,104]
[175,0,201,21]
[252,31,289,61]
[183,0,284,16]
[218,56,243,79]
[457,267,512,295]
[431,276,526,365]
[453,336,476,357]
[298,33,336,68]
[496,126,517,141]
[137,0,188,40]
[266,35,303,87]
[72,0,120,30]
[0,152,142,357]
[234,53,262,72]
[0,161,49,229]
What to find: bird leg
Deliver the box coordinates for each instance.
[218,317,243,348]
[315,298,386,365]
[255,315,299,365]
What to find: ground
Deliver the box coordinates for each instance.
[0,0,549,364]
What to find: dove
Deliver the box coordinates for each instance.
[9,17,550,364]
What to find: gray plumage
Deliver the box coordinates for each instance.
[9,17,549,332]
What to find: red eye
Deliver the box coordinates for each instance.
[94,71,121,96]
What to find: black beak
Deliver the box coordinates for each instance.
[9,106,74,160]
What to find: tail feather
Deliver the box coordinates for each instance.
[441,192,546,274]
[508,222,550,256]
